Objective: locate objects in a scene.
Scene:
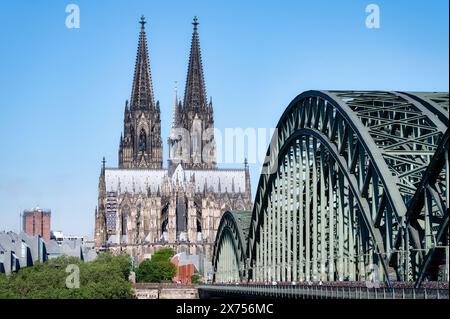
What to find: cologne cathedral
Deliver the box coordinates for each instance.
[94,16,252,267]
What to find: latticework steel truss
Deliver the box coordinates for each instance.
[212,211,251,283]
[213,90,449,287]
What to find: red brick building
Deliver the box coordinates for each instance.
[171,254,196,284]
[23,207,51,241]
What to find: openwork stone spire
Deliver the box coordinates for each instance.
[119,16,162,169]
[183,16,207,111]
[130,16,155,110]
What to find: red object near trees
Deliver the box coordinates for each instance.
[171,255,195,284]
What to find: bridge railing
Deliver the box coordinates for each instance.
[198,284,449,299]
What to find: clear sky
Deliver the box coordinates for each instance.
[0,0,448,237]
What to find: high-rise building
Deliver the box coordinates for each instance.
[22,207,51,242]
[94,16,252,266]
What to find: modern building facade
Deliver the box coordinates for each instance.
[94,17,252,266]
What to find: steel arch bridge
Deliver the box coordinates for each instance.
[212,211,252,283]
[212,90,449,289]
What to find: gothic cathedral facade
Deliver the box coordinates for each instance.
[94,17,252,269]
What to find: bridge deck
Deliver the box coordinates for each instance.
[198,284,449,300]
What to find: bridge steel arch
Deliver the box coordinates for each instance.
[242,90,448,287]
[212,211,252,283]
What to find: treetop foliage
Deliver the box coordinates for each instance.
[0,253,133,299]
[135,248,177,283]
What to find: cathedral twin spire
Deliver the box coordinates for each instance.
[96,17,251,248]
[119,15,216,170]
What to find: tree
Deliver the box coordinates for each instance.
[135,248,176,283]
[191,273,201,284]
[0,253,133,299]
[151,248,176,263]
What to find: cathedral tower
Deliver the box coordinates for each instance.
[95,17,252,266]
[119,16,163,169]
[168,17,216,170]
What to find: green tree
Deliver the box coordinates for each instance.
[191,273,201,284]
[94,252,132,279]
[0,253,133,299]
[151,248,176,263]
[135,248,176,283]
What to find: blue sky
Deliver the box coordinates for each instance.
[0,0,448,236]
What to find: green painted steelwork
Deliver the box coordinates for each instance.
[212,91,449,289]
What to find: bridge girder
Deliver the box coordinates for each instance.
[212,211,251,283]
[213,90,448,287]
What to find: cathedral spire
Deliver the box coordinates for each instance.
[183,16,207,111]
[130,15,155,110]
[119,16,163,169]
[172,81,180,129]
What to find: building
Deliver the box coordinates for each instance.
[50,230,64,244]
[22,207,51,241]
[50,231,85,245]
[171,252,199,284]
[94,16,252,266]
[0,231,97,275]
